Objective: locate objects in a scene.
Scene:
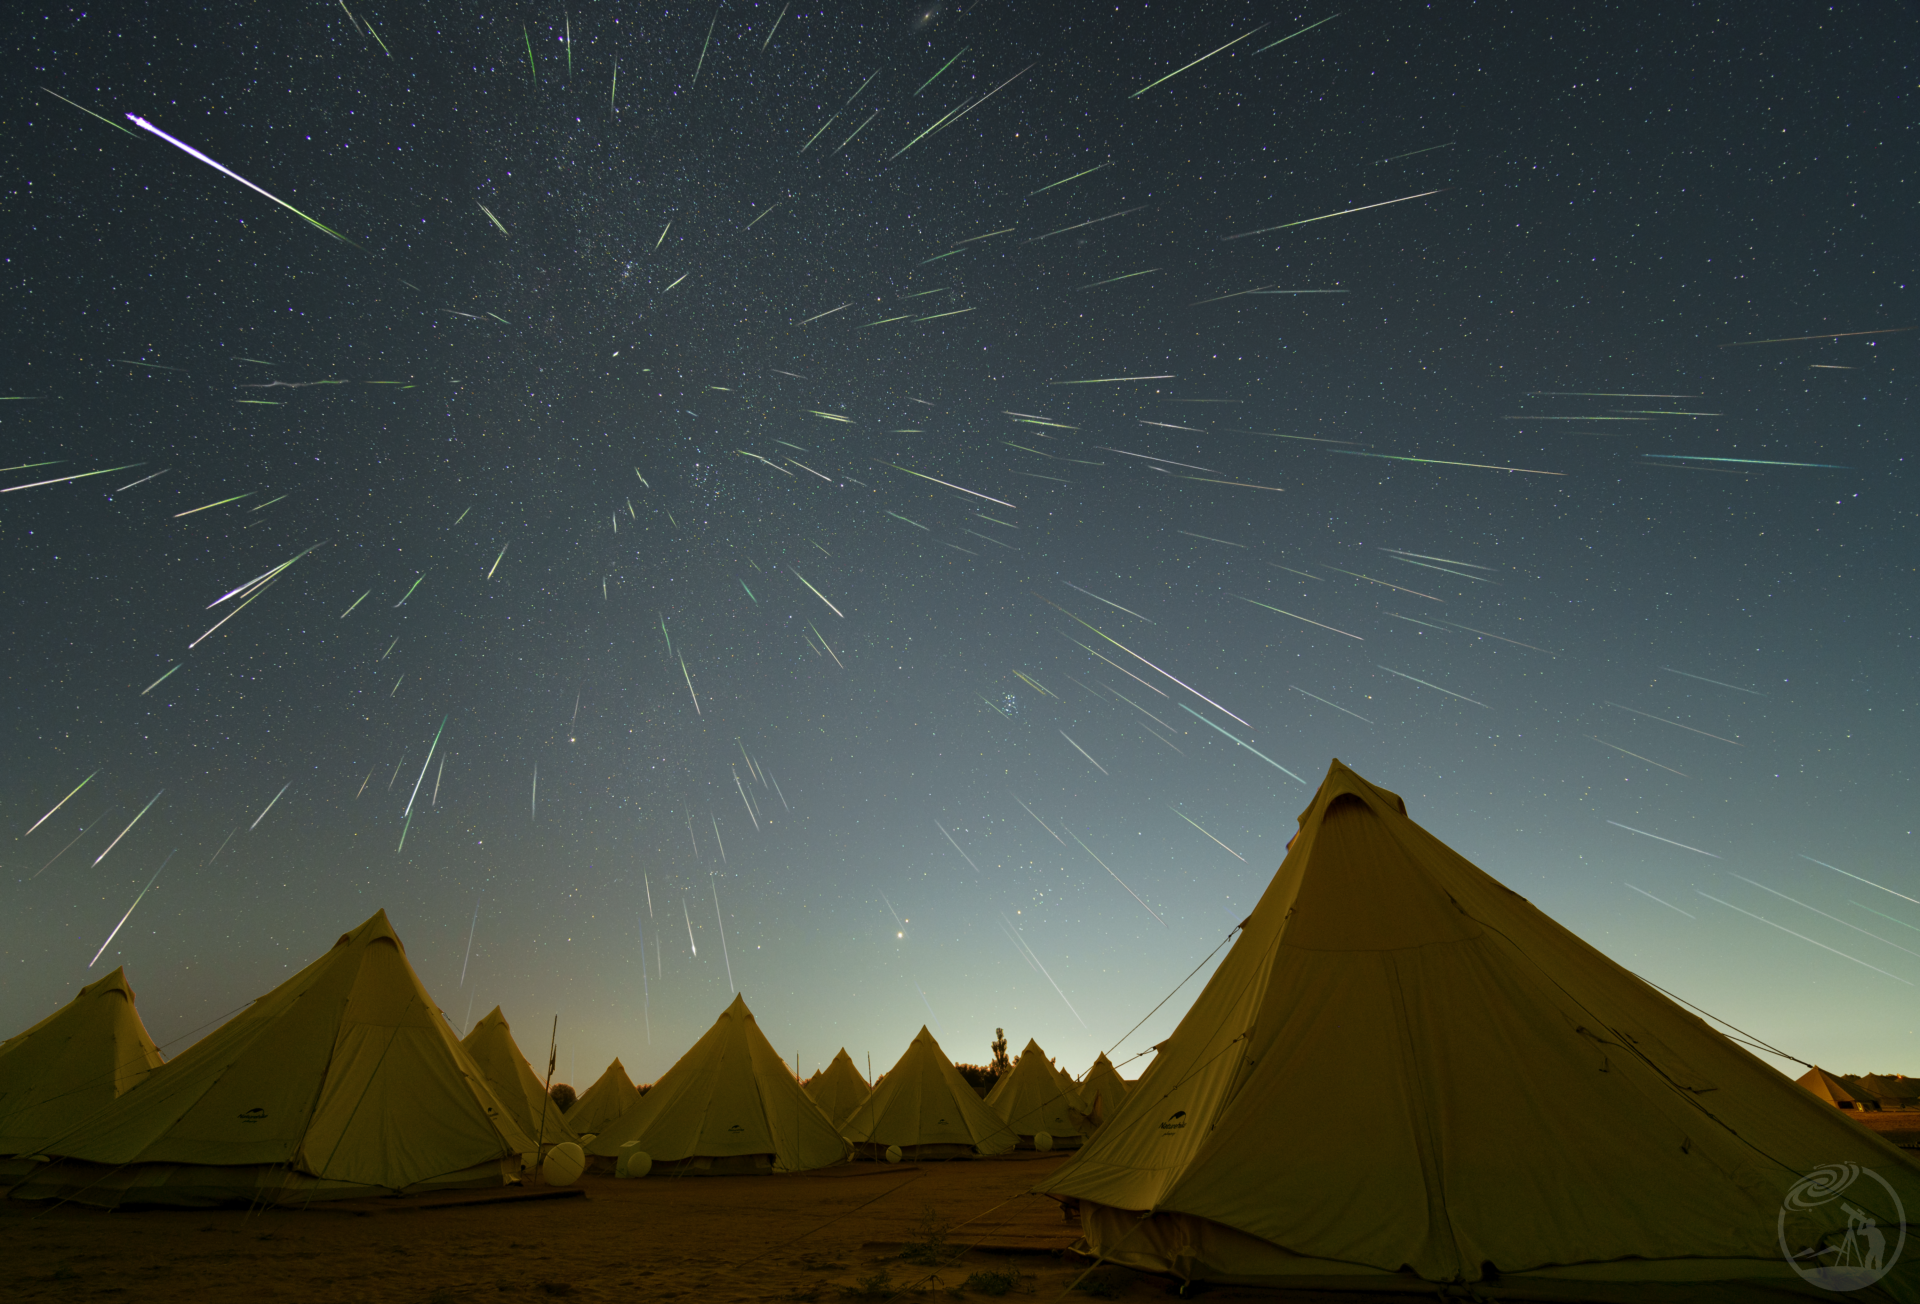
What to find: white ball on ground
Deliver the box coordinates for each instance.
[884,1145,903,1164]
[618,1149,653,1178]
[543,1141,585,1186]
[1033,1132,1053,1152]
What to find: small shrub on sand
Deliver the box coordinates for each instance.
[959,1269,1026,1296]
[899,1205,959,1266]
[842,1267,892,1298]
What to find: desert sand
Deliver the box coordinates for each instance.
[2,1152,1205,1303]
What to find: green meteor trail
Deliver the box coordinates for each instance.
[691,7,718,88]
[40,87,138,136]
[174,492,254,518]
[394,572,426,606]
[1131,23,1268,98]
[341,591,370,619]
[1030,161,1111,196]
[1076,268,1160,290]
[24,770,101,835]
[915,47,969,96]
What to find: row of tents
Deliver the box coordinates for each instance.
[1799,1067,1920,1112]
[0,913,1118,1202]
[4,759,1918,1300]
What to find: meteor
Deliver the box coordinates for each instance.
[90,850,176,968]
[24,770,100,836]
[1225,189,1443,239]
[251,782,291,830]
[126,114,354,243]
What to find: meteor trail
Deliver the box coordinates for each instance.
[1590,737,1688,778]
[788,568,844,617]
[1698,892,1910,985]
[1291,686,1372,723]
[1732,874,1920,961]
[1605,820,1719,858]
[460,899,480,985]
[251,782,290,830]
[25,770,99,836]
[1232,595,1363,640]
[1063,581,1154,623]
[3,462,146,494]
[1229,189,1445,239]
[403,716,447,819]
[1658,666,1764,695]
[878,459,1016,508]
[1721,326,1912,348]
[1060,730,1109,775]
[1010,792,1066,845]
[95,790,164,867]
[1064,826,1165,926]
[936,821,981,873]
[1801,855,1920,907]
[32,806,116,880]
[126,114,354,243]
[1130,23,1269,98]
[91,850,175,967]
[1169,806,1246,861]
[1626,884,1694,918]
[1378,665,1488,708]
[1179,704,1306,783]
[711,875,734,993]
[1605,702,1742,746]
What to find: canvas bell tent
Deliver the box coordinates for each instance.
[841,1027,1016,1159]
[1035,760,1920,1300]
[805,1047,871,1129]
[9,911,534,1207]
[0,967,164,1159]
[586,994,848,1175]
[985,1038,1089,1148]
[565,1057,642,1136]
[461,1007,583,1147]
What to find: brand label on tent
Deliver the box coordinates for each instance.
[1158,1110,1187,1135]
[238,1107,268,1124]
[1779,1163,1906,1291]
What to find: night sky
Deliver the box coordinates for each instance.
[4,0,1915,1091]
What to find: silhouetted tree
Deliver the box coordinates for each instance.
[991,1028,1011,1076]
[549,1082,577,1112]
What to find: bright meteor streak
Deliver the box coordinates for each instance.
[126,114,354,244]
[1225,189,1444,239]
[25,770,100,836]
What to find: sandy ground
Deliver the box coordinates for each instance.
[1,1152,1225,1304]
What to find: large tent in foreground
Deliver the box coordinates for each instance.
[0,967,165,1160]
[7,911,534,1207]
[565,1057,642,1137]
[462,1007,582,1148]
[805,1047,871,1129]
[586,994,848,1175]
[1036,761,1920,1301]
[841,1027,1015,1159]
[986,1038,1089,1147]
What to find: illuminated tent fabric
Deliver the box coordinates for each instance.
[461,1008,582,1147]
[9,911,533,1207]
[985,1038,1089,1144]
[0,967,164,1157]
[1035,760,1920,1298]
[564,1057,642,1136]
[840,1027,1015,1157]
[585,994,849,1174]
[805,1047,871,1129]
[1077,1052,1130,1119]
[1799,1066,1878,1111]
